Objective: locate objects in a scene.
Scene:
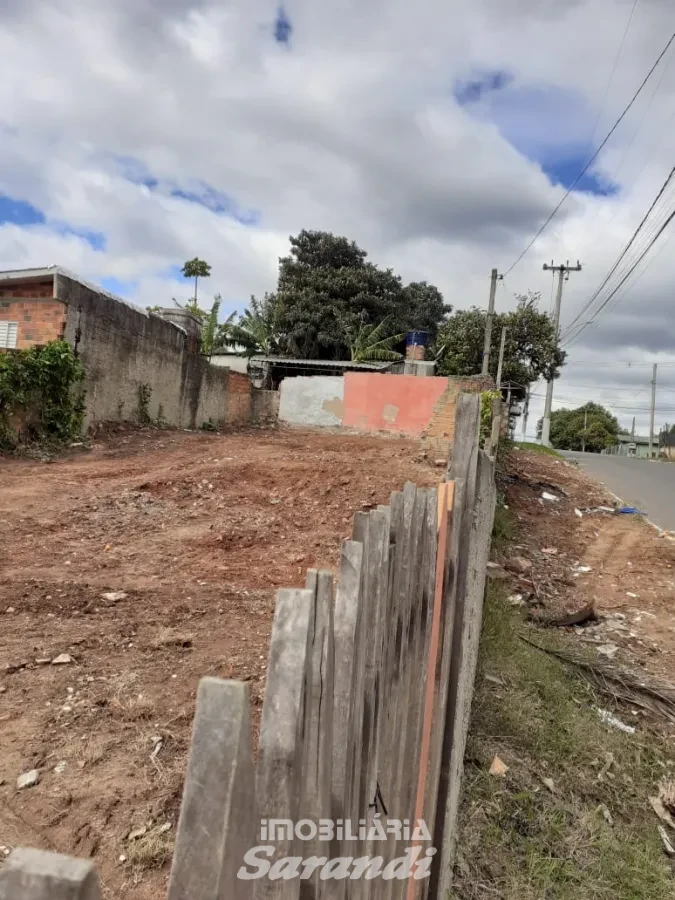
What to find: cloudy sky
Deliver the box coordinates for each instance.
[1,0,675,434]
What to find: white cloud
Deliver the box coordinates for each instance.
[1,0,675,433]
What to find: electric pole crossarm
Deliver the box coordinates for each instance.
[540,260,582,447]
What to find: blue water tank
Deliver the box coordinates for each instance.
[406,330,429,347]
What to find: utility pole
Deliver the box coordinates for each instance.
[481,268,503,376]
[582,407,588,453]
[631,416,635,441]
[521,386,530,440]
[496,326,507,389]
[540,260,582,446]
[649,363,657,459]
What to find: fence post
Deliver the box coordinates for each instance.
[168,679,256,900]
[0,849,100,900]
[255,588,314,900]
[433,450,497,897]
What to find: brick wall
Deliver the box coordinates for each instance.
[422,375,494,456]
[225,372,252,426]
[0,279,66,349]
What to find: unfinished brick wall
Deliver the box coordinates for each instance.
[225,372,252,426]
[421,375,495,456]
[0,294,67,349]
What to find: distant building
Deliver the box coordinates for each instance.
[605,433,654,459]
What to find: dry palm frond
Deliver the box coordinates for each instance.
[518,633,675,725]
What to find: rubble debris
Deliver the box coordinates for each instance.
[574,508,583,518]
[539,599,598,628]
[101,591,128,603]
[596,708,635,734]
[505,557,533,575]
[51,654,74,665]
[17,769,40,790]
[489,755,509,777]
[596,644,619,660]
[650,796,675,831]
[541,491,559,502]
[508,594,525,607]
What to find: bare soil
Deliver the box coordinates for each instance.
[0,425,437,899]
[500,448,675,687]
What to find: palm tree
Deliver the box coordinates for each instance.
[342,316,404,362]
[225,294,284,357]
[181,258,212,304]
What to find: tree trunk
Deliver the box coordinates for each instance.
[194,275,198,303]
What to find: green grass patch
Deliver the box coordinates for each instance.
[491,502,516,556]
[514,441,563,457]
[452,586,675,899]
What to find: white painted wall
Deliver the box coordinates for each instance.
[210,354,249,374]
[279,376,345,427]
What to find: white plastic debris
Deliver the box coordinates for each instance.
[542,492,559,502]
[596,708,636,734]
[575,508,583,518]
[597,644,619,659]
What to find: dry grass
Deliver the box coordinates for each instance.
[452,584,675,900]
[125,826,174,872]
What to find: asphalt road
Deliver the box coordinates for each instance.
[562,451,675,532]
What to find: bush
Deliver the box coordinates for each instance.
[0,341,85,450]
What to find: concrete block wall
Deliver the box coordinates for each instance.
[55,273,231,431]
[0,278,66,349]
[251,389,280,427]
[279,376,345,427]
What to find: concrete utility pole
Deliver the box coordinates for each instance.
[582,407,588,453]
[540,260,583,446]
[481,268,503,376]
[521,386,530,440]
[496,326,507,389]
[649,363,657,459]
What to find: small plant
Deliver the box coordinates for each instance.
[117,399,125,420]
[201,418,218,432]
[155,404,167,428]
[0,340,86,451]
[137,383,152,425]
[480,389,502,447]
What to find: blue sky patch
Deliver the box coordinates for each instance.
[274,7,292,45]
[0,193,45,226]
[456,75,618,197]
[101,276,138,297]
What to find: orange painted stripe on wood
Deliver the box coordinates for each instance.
[407,480,454,900]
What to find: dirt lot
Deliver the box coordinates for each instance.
[499,447,675,688]
[0,425,437,899]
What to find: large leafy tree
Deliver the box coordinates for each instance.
[538,403,620,452]
[435,292,565,396]
[273,230,450,359]
[181,257,212,303]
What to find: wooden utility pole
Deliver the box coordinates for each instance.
[540,260,582,446]
[481,268,503,376]
[649,363,657,459]
[496,326,507,389]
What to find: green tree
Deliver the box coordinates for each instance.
[274,230,450,359]
[342,316,404,362]
[181,257,212,304]
[537,403,620,452]
[435,292,565,397]
[225,294,284,357]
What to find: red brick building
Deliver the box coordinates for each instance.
[0,268,66,349]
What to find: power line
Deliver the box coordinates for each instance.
[587,0,640,150]
[563,206,675,345]
[503,30,675,276]
[561,165,675,339]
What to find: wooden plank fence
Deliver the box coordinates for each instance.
[0,393,497,900]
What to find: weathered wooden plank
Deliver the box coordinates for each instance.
[332,540,364,825]
[168,679,256,900]
[255,587,314,900]
[346,513,369,831]
[433,451,497,898]
[0,849,100,900]
[422,475,466,871]
[448,393,481,484]
[302,570,335,898]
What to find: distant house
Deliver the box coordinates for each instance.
[606,433,654,459]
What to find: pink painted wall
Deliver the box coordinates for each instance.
[342,373,449,435]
